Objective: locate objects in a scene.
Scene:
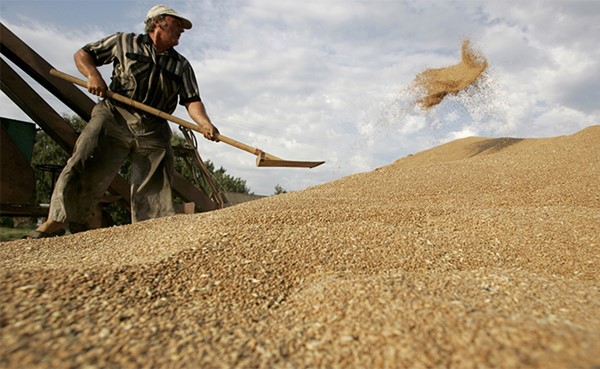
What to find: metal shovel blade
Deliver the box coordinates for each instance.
[257,157,325,168]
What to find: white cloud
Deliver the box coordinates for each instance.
[531,106,594,138]
[536,47,600,113]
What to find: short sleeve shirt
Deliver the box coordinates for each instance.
[82,32,201,115]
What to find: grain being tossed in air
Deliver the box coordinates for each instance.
[415,39,488,109]
[1,125,599,369]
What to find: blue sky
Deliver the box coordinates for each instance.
[2,0,599,195]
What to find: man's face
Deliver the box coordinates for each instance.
[158,15,184,47]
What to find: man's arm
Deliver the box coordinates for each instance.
[74,49,108,97]
[185,100,219,141]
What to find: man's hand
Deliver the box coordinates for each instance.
[87,74,108,97]
[186,100,220,142]
[202,122,220,141]
[74,49,107,97]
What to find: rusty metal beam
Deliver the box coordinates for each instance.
[0,57,132,208]
[0,204,49,217]
[173,173,219,212]
[0,22,95,120]
[1,58,77,151]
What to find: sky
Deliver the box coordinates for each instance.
[1,0,599,195]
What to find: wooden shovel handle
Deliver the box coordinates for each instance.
[49,69,281,160]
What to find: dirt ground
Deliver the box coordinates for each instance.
[1,125,599,369]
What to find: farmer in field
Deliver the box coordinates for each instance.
[25,5,219,239]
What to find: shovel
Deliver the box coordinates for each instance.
[50,69,324,168]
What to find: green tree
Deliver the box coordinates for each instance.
[172,129,251,194]
[273,184,287,195]
[204,160,250,194]
[31,114,84,204]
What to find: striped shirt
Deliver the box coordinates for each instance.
[82,32,201,115]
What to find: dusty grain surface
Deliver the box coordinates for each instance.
[1,126,599,369]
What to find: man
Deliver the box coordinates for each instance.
[25,5,218,238]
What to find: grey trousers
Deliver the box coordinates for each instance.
[48,100,175,224]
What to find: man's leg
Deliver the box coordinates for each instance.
[131,149,175,223]
[47,101,133,229]
[130,135,176,223]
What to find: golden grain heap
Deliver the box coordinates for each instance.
[415,39,488,109]
[1,126,599,369]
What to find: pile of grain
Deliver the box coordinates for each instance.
[415,39,488,109]
[1,126,599,369]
